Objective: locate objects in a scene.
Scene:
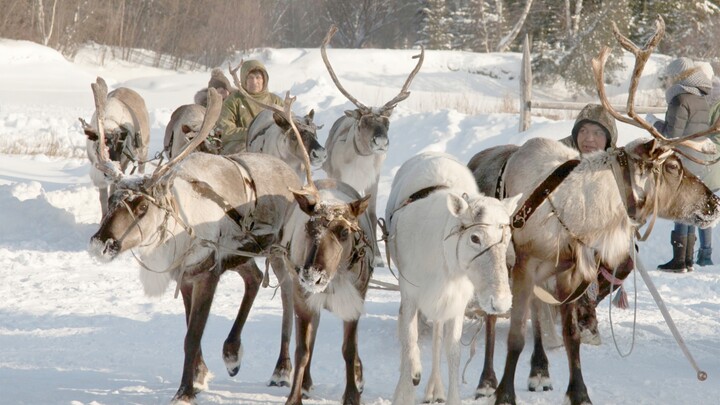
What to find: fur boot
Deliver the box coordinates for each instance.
[685,233,696,272]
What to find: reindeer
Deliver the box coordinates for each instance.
[246,108,327,181]
[320,25,424,265]
[385,151,519,405]
[79,81,150,218]
[468,17,720,405]
[87,82,301,404]
[163,103,222,158]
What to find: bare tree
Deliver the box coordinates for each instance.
[34,0,57,45]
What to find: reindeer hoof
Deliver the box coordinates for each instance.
[475,386,495,398]
[528,374,552,392]
[223,341,243,376]
[412,372,421,386]
[171,385,198,404]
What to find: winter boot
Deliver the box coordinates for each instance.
[658,231,687,273]
[697,248,714,266]
[685,233,696,272]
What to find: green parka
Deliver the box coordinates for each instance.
[216,60,282,154]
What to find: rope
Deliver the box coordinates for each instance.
[607,240,638,358]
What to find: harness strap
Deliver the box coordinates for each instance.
[511,159,580,229]
[495,159,509,199]
[186,179,244,226]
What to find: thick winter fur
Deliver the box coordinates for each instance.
[469,137,720,405]
[83,87,150,218]
[89,152,301,404]
[164,104,211,158]
[281,179,374,405]
[323,112,392,265]
[386,152,519,405]
[247,109,326,181]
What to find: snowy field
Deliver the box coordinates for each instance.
[1,38,719,404]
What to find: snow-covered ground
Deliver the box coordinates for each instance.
[1,38,719,404]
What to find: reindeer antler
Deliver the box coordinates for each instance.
[321,25,424,115]
[90,77,124,182]
[379,46,424,113]
[321,25,369,113]
[592,16,720,152]
[147,87,223,186]
[228,61,318,197]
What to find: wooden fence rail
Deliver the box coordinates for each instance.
[519,35,665,132]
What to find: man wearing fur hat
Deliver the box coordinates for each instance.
[215,60,282,155]
[193,68,235,107]
[655,57,714,272]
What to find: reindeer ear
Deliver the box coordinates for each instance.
[292,189,317,215]
[380,106,395,117]
[273,112,291,130]
[349,194,371,218]
[447,193,468,217]
[503,193,523,215]
[307,109,315,121]
[344,110,361,119]
[84,128,98,141]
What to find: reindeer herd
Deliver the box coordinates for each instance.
[83,21,720,405]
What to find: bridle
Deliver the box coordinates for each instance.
[444,222,511,266]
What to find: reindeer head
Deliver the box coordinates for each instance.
[444,193,520,314]
[291,188,370,294]
[89,188,167,261]
[273,109,327,167]
[624,138,720,229]
[321,25,424,154]
[593,16,720,232]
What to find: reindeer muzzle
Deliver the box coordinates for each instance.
[298,266,329,294]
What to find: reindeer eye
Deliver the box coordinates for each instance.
[665,160,680,173]
[339,227,350,240]
[470,234,481,244]
[137,202,149,214]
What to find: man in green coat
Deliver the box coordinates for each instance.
[217,60,282,154]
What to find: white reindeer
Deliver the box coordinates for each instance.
[246,108,326,181]
[320,25,424,265]
[385,152,519,405]
[80,80,150,218]
[88,84,300,404]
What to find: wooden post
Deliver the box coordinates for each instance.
[519,34,531,132]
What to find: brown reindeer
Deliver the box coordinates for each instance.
[320,25,424,266]
[469,17,720,405]
[230,58,376,405]
[87,82,302,403]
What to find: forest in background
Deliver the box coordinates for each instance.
[3,0,719,92]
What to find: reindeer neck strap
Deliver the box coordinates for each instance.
[511,159,580,229]
[611,148,639,220]
[610,148,658,241]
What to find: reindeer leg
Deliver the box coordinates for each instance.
[494,253,533,405]
[393,298,420,405]
[286,308,318,405]
[341,319,362,405]
[444,315,463,405]
[528,298,553,392]
[178,279,209,392]
[302,312,320,395]
[269,255,294,387]
[424,320,445,403]
[173,272,220,403]
[223,260,262,377]
[560,301,592,405]
[475,314,498,398]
